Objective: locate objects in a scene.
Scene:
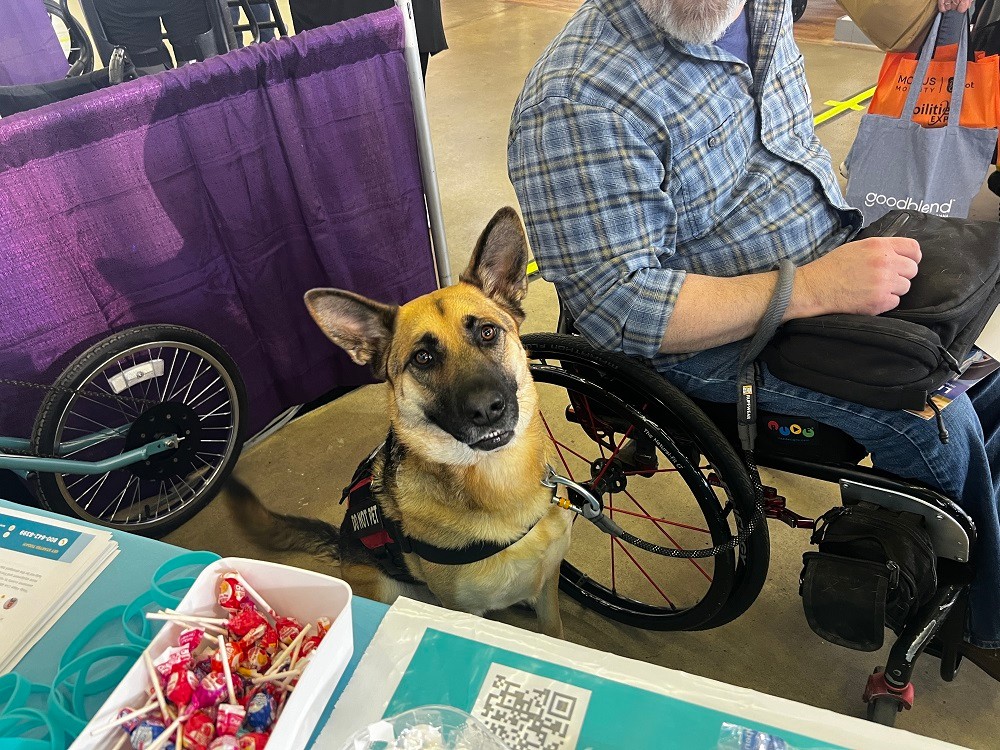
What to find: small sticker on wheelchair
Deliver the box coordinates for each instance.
[106,359,165,394]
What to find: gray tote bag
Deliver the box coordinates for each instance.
[845,13,998,226]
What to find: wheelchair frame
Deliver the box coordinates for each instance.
[528,308,979,727]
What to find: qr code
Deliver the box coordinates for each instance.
[471,663,591,750]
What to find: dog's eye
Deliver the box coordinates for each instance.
[480,325,498,343]
[412,350,434,368]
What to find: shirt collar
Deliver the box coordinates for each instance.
[592,0,785,70]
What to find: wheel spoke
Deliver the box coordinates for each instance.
[621,487,713,582]
[612,538,676,609]
[608,506,710,534]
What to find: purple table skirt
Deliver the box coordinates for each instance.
[0,10,438,438]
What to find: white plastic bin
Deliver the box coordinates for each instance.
[71,556,353,750]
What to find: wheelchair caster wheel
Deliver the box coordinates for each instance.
[866,695,904,727]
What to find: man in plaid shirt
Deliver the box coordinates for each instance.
[509,0,1000,677]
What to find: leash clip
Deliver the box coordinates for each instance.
[543,466,627,538]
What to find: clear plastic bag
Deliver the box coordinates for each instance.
[717,722,801,750]
[341,705,509,750]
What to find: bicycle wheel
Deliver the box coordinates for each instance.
[31,325,246,536]
[524,333,769,631]
[44,0,95,76]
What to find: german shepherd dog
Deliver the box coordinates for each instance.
[229,208,571,637]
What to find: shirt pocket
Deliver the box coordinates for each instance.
[672,111,751,241]
[771,53,815,152]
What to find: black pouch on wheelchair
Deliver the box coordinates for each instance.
[762,210,1000,412]
[799,502,936,651]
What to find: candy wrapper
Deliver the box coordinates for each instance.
[245,691,275,732]
[227,608,267,639]
[217,574,251,612]
[153,646,191,678]
[129,719,166,750]
[165,668,197,706]
[216,703,246,736]
[274,617,302,646]
[193,672,227,710]
[208,736,240,750]
[183,711,217,750]
[237,732,270,749]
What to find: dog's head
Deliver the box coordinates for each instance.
[305,207,535,466]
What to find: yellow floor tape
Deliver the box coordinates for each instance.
[525,86,875,278]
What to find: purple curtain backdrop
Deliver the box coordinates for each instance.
[0,0,70,86]
[0,9,438,438]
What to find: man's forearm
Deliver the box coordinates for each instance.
[658,271,816,354]
[658,236,922,355]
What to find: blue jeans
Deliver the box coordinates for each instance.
[662,341,1000,648]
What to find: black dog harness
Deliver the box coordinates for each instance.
[340,433,539,584]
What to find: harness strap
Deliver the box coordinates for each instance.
[343,431,541,580]
[401,525,535,565]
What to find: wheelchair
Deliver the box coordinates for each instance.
[524,305,977,727]
[0,325,246,537]
[45,0,96,77]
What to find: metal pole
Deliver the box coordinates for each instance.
[396,0,451,286]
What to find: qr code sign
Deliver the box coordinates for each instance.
[472,663,591,750]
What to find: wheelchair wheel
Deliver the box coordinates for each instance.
[31,325,246,536]
[45,0,95,76]
[524,334,769,631]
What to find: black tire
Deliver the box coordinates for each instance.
[31,325,246,536]
[866,695,902,726]
[44,0,95,76]
[524,334,769,631]
[792,0,808,22]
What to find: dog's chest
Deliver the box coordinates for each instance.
[416,508,571,614]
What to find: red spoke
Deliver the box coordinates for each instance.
[609,506,710,534]
[540,411,574,481]
[622,488,713,582]
[613,538,675,608]
[549,438,594,466]
[578,398,610,463]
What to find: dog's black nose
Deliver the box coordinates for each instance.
[465,389,506,426]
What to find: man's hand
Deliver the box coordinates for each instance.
[939,0,973,12]
[792,237,921,318]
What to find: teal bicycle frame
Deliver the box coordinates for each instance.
[0,430,179,480]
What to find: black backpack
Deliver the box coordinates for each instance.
[800,502,937,651]
[762,210,1000,416]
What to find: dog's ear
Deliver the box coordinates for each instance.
[460,207,529,322]
[304,289,397,379]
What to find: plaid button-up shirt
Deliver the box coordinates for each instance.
[508,0,862,365]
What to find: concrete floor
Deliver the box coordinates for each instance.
[153,2,1000,748]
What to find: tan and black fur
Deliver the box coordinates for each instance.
[229,208,571,637]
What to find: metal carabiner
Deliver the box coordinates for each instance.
[543,466,627,538]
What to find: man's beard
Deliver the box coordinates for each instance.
[637,0,743,44]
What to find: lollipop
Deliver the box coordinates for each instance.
[129,719,166,750]
[274,616,302,646]
[182,711,216,750]
[192,672,227,710]
[237,733,270,750]
[244,691,275,732]
[217,574,250,612]
[164,668,197,707]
